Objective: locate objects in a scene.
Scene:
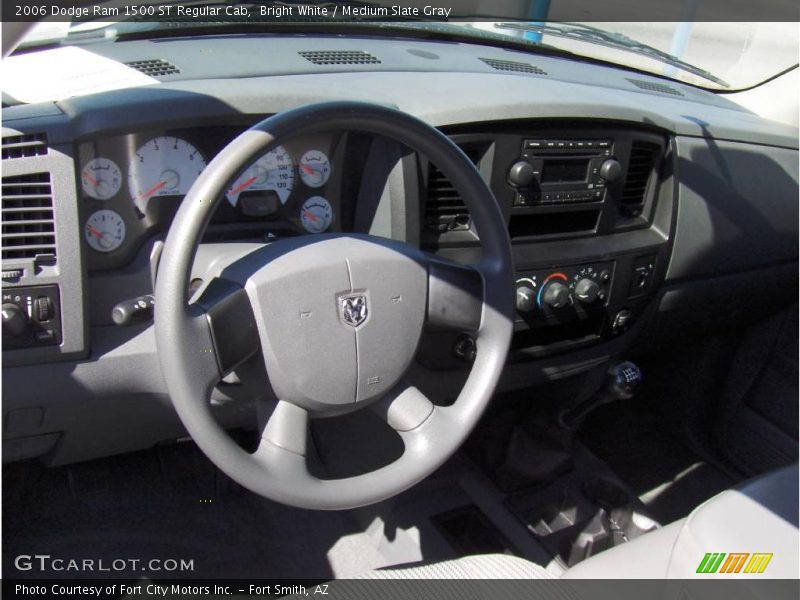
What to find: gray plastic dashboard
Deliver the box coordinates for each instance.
[1,33,798,465]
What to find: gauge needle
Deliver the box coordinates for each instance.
[140,180,168,201]
[302,209,319,223]
[86,224,105,239]
[83,172,100,186]
[229,175,257,196]
[300,164,315,175]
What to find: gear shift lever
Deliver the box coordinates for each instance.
[559,361,643,431]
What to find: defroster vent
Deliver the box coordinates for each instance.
[125,59,181,77]
[2,173,57,262]
[299,51,381,65]
[480,58,547,75]
[627,78,683,97]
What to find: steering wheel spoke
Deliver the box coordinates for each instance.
[194,277,261,378]
[256,400,309,457]
[372,383,435,432]
[426,256,484,332]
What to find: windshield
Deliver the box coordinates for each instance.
[13,3,800,92]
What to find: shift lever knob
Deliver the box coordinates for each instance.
[607,361,643,401]
[559,361,642,431]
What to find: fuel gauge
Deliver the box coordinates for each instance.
[298,150,331,188]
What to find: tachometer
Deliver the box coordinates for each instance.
[298,150,331,188]
[85,209,126,253]
[300,196,333,233]
[226,145,295,207]
[81,157,122,200]
[128,136,206,214]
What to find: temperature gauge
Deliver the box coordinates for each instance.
[298,150,331,188]
[300,196,333,233]
[81,157,122,200]
[85,209,126,253]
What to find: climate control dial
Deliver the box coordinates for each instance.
[574,278,601,303]
[538,273,571,309]
[515,278,538,313]
[542,282,570,308]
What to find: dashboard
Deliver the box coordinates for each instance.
[1,33,797,466]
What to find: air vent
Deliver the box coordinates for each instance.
[2,133,48,160]
[125,59,181,77]
[424,149,482,234]
[621,141,660,215]
[2,173,57,262]
[299,51,381,65]
[480,58,547,75]
[627,78,683,97]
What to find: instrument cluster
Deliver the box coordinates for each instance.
[78,125,349,270]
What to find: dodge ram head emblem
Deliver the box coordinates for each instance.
[339,294,368,328]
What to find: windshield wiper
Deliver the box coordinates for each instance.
[495,22,729,88]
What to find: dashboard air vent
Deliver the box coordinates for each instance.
[480,58,547,75]
[621,141,660,215]
[424,149,481,233]
[299,51,381,65]
[125,59,181,77]
[1,173,57,262]
[2,133,48,160]
[627,78,683,97]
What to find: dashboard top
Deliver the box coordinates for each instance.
[5,35,797,150]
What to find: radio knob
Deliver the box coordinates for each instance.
[515,285,537,313]
[574,278,601,303]
[508,161,535,188]
[599,158,622,182]
[542,282,570,309]
[2,303,28,338]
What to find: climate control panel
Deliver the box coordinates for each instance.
[515,262,614,324]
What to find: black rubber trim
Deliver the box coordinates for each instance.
[427,258,483,331]
[197,278,260,376]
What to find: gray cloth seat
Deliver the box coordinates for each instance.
[369,465,798,579]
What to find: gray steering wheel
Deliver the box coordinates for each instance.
[155,102,514,509]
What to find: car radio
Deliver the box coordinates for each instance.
[507,138,622,207]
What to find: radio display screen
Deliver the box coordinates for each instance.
[541,159,589,183]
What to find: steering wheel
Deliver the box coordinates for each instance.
[155,102,514,509]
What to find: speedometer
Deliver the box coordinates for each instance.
[226,145,295,207]
[128,136,206,214]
